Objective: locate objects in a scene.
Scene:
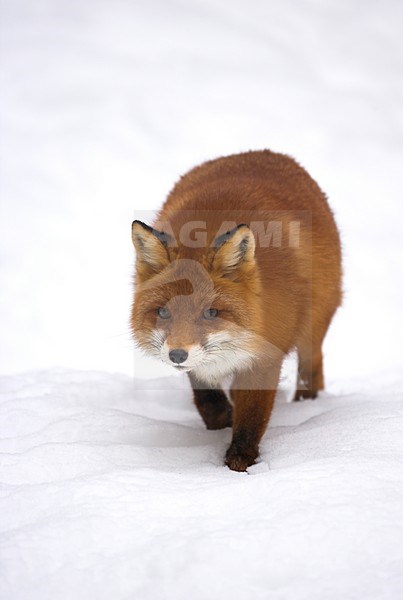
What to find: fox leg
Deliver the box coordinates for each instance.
[226,366,280,472]
[188,374,232,430]
[294,293,340,401]
[293,311,332,400]
[294,346,324,401]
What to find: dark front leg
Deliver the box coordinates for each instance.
[188,374,232,430]
[226,366,280,472]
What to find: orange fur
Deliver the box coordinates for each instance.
[131,150,342,471]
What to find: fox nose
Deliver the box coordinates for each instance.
[169,348,188,364]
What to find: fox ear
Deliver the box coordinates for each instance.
[212,224,255,275]
[132,220,171,273]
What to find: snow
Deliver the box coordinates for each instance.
[1,0,403,598]
[1,369,403,599]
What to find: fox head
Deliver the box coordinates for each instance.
[130,219,264,384]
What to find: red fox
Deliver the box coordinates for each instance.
[131,150,342,471]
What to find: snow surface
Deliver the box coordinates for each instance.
[1,369,403,599]
[1,0,403,598]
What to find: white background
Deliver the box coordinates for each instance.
[1,0,402,380]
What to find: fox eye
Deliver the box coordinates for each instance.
[157,307,171,319]
[203,308,219,320]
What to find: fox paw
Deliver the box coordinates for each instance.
[225,444,257,472]
[293,389,318,401]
